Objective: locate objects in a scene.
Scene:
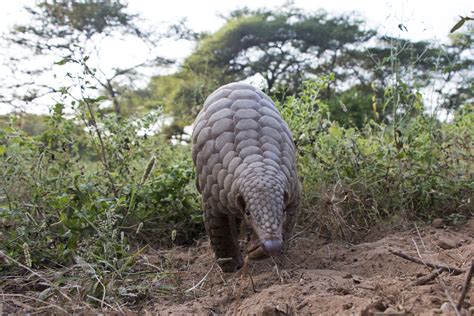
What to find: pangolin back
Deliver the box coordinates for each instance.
[191,82,299,271]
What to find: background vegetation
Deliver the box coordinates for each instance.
[0,0,472,310]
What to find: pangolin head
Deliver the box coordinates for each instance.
[237,175,287,257]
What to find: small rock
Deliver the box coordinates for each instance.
[432,218,444,228]
[440,302,450,314]
[437,238,457,250]
[343,302,353,310]
[372,300,388,312]
[334,287,351,295]
[353,275,364,284]
[261,304,287,316]
[361,300,387,316]
[430,296,442,304]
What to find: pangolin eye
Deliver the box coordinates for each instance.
[236,194,246,212]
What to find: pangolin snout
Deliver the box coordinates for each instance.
[262,238,283,256]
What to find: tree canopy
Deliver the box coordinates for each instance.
[0,0,171,118]
[132,7,472,133]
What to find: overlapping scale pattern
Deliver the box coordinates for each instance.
[192,82,300,272]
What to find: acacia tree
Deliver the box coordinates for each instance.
[135,7,376,135]
[184,8,375,92]
[128,7,473,134]
[0,0,172,118]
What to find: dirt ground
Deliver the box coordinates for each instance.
[1,219,472,315]
[147,219,473,315]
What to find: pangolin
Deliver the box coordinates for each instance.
[191,82,300,272]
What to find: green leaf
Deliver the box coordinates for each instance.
[328,125,343,138]
[53,103,65,115]
[0,146,5,155]
[450,17,466,33]
[85,96,108,103]
[55,58,69,65]
[396,151,407,159]
[95,95,108,102]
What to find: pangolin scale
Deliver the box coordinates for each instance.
[192,82,300,272]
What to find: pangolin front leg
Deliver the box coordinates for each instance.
[204,206,243,272]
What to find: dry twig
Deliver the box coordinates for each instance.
[272,256,284,284]
[443,288,462,316]
[249,272,258,293]
[412,268,444,286]
[234,255,249,316]
[86,295,116,311]
[413,223,427,252]
[185,262,216,293]
[456,259,474,310]
[389,250,464,275]
[436,273,462,316]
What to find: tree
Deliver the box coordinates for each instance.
[130,7,473,134]
[0,1,172,118]
[437,28,473,111]
[185,8,374,91]
[334,30,473,124]
[136,7,376,134]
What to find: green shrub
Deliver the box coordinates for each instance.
[279,77,473,239]
[0,105,201,271]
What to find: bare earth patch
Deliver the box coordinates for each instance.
[149,220,473,315]
[1,220,472,315]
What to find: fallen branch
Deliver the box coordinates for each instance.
[389,250,464,275]
[456,259,474,310]
[412,268,444,286]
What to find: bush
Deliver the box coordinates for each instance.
[279,77,473,239]
[0,105,202,271]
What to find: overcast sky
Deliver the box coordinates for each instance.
[3,0,470,44]
[0,0,472,114]
[129,0,470,41]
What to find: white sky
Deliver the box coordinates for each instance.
[0,0,472,114]
[128,0,471,42]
